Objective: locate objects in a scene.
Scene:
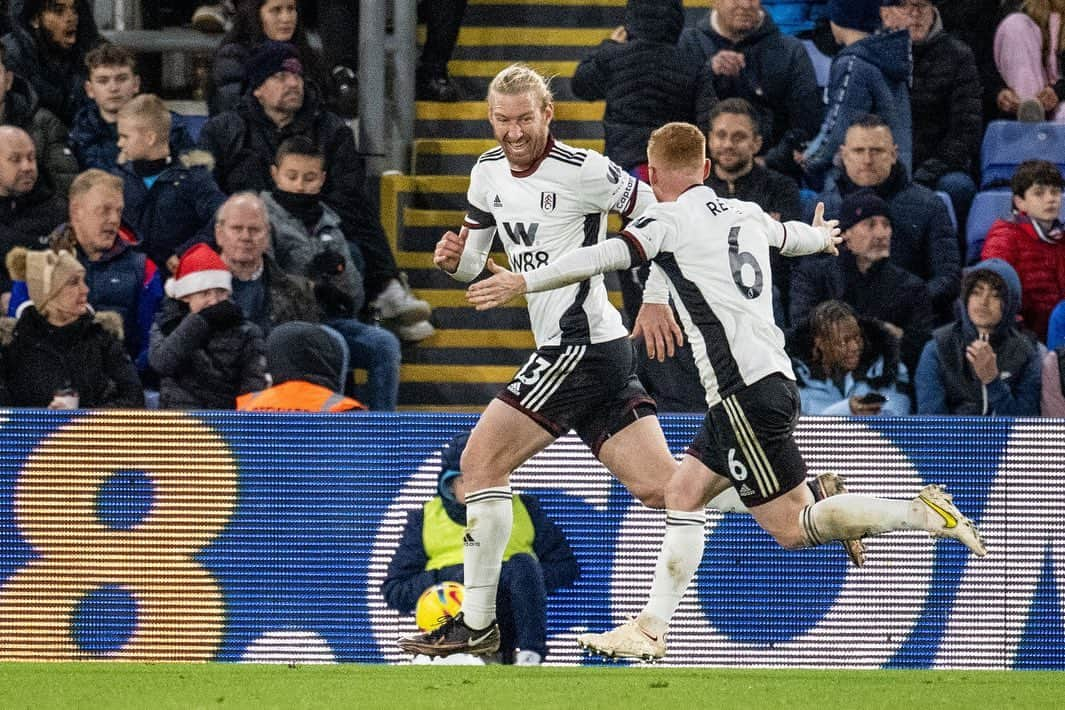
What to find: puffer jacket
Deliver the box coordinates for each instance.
[67,101,195,174]
[571,0,717,170]
[149,297,266,409]
[803,29,913,184]
[910,11,983,186]
[116,150,226,274]
[0,178,66,291]
[981,215,1065,342]
[1,72,78,194]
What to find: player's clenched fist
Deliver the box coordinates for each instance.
[434,228,468,273]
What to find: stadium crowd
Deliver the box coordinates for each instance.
[0,0,1063,417]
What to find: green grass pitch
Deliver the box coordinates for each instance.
[0,664,1059,710]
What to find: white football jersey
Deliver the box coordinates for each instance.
[620,185,796,407]
[464,138,652,347]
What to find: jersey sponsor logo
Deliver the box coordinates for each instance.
[501,221,539,246]
[540,192,557,212]
[492,194,503,208]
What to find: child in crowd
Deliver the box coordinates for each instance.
[114,93,226,274]
[982,159,1065,341]
[261,136,401,411]
[68,43,195,173]
[149,243,266,409]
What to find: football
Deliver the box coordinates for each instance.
[415,581,464,631]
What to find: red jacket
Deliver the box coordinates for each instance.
[982,217,1065,341]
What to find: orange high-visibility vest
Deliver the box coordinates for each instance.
[236,381,365,412]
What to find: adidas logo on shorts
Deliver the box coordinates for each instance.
[739,484,755,497]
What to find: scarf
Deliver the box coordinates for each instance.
[1015,209,1065,245]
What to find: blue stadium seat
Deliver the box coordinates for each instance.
[935,190,958,234]
[980,120,1065,189]
[965,189,1012,264]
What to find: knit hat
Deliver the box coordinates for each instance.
[165,243,232,299]
[245,41,303,92]
[5,247,85,315]
[839,189,890,232]
[438,430,471,502]
[828,0,884,33]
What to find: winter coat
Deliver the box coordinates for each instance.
[0,305,143,407]
[571,0,717,170]
[233,254,321,336]
[1,72,78,195]
[115,151,227,274]
[197,87,384,259]
[788,251,933,375]
[815,163,960,321]
[788,316,912,415]
[261,190,365,317]
[803,30,913,184]
[910,16,983,186]
[0,178,66,291]
[381,490,579,615]
[915,258,1042,415]
[678,9,823,169]
[1,0,99,126]
[981,216,1065,342]
[68,101,196,174]
[149,297,266,409]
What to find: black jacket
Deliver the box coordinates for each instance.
[68,101,196,174]
[571,0,717,170]
[910,19,983,185]
[678,10,824,168]
[1,72,78,194]
[0,306,143,407]
[0,178,66,292]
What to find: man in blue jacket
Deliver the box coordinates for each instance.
[382,430,579,665]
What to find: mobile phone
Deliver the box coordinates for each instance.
[857,392,887,405]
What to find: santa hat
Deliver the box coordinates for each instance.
[165,243,232,299]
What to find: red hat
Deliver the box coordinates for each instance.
[165,243,232,299]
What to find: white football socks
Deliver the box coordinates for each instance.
[642,509,706,626]
[460,486,513,630]
[800,493,927,546]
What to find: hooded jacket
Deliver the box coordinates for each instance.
[1,72,78,194]
[915,258,1042,415]
[678,9,823,169]
[115,150,227,274]
[788,314,912,415]
[0,176,66,292]
[803,30,913,184]
[1,0,99,125]
[571,0,717,170]
[68,101,196,174]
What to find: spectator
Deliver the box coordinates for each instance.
[813,115,960,323]
[149,242,266,409]
[993,1,1065,122]
[880,0,981,234]
[0,0,98,126]
[790,189,933,375]
[208,0,328,116]
[915,258,1042,415]
[200,41,433,341]
[10,170,164,373]
[262,137,401,410]
[937,0,1015,123]
[114,94,226,275]
[1048,298,1065,347]
[237,320,364,411]
[0,245,143,407]
[1041,345,1065,415]
[787,300,912,415]
[571,0,717,178]
[678,0,823,176]
[0,125,66,299]
[0,42,76,194]
[382,430,579,665]
[69,43,195,174]
[981,159,1065,342]
[801,0,912,186]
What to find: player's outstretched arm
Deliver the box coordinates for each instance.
[777,202,843,257]
[433,228,468,274]
[466,260,527,310]
[631,303,684,362]
[811,202,843,256]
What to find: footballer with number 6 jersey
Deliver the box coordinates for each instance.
[467,122,988,663]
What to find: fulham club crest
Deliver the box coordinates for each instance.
[540,192,557,212]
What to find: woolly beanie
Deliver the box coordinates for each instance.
[839,189,890,232]
[5,247,85,315]
[245,41,303,91]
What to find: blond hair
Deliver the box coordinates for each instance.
[117,93,172,143]
[1022,0,1065,52]
[487,63,554,110]
[69,169,123,202]
[647,122,706,173]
